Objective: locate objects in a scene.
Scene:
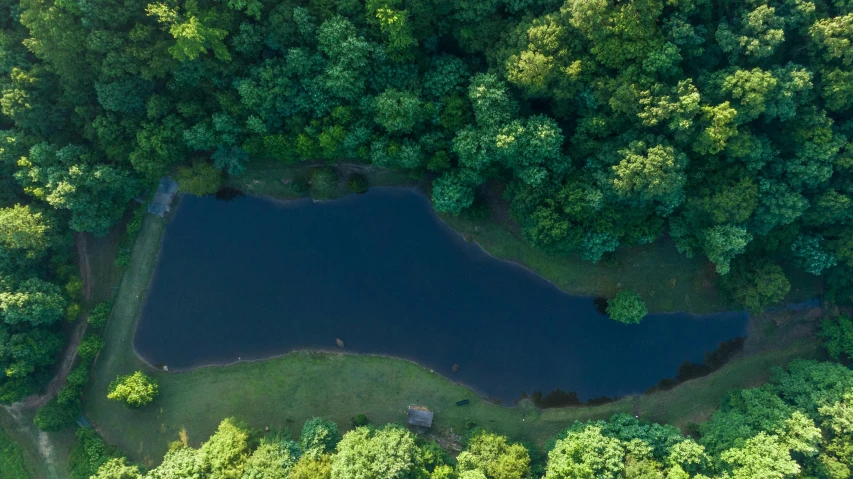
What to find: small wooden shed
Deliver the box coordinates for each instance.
[407,405,434,430]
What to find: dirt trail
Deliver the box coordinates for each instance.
[1,232,94,479]
[77,233,92,302]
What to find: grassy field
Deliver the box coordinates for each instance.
[0,417,36,479]
[84,201,824,467]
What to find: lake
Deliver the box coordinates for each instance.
[134,188,749,402]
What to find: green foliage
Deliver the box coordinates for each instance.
[821,314,853,360]
[545,425,624,479]
[291,179,309,196]
[347,174,369,194]
[290,455,332,479]
[107,371,159,408]
[300,417,340,457]
[432,171,476,214]
[34,396,81,431]
[606,290,648,325]
[0,427,32,479]
[77,334,105,361]
[16,144,139,236]
[457,431,531,479]
[331,425,425,479]
[107,358,853,479]
[212,146,248,176]
[721,259,791,314]
[310,167,339,195]
[373,89,422,133]
[0,205,50,259]
[349,413,368,427]
[4,0,853,323]
[0,278,67,326]
[69,429,122,479]
[176,161,223,196]
[91,457,142,479]
[199,417,251,479]
[242,438,300,479]
[88,301,112,328]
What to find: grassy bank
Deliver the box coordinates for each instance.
[85,204,823,467]
[0,416,36,479]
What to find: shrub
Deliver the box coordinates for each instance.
[348,414,368,428]
[176,161,223,196]
[34,397,81,432]
[88,301,112,328]
[56,384,80,405]
[66,363,90,388]
[70,429,121,479]
[721,258,790,314]
[300,417,339,457]
[311,167,339,195]
[606,290,648,324]
[290,455,332,479]
[347,174,370,193]
[66,303,81,322]
[820,314,853,361]
[125,206,146,237]
[291,179,309,196]
[65,276,83,301]
[107,371,159,408]
[77,334,105,361]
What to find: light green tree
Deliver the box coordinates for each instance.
[107,371,159,408]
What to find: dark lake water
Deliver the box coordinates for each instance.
[135,188,749,402]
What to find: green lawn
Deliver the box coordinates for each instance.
[84,203,825,468]
[0,419,35,479]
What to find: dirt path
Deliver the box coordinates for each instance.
[76,233,92,302]
[14,318,87,410]
[0,233,95,479]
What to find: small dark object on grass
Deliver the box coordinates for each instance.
[349,414,368,427]
[456,399,469,406]
[291,179,309,196]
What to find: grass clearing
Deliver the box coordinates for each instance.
[0,416,36,479]
[85,200,824,467]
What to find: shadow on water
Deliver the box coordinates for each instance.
[593,297,609,315]
[135,188,751,402]
[215,187,245,202]
[517,336,746,408]
[645,336,746,394]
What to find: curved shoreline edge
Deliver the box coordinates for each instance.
[127,187,758,405]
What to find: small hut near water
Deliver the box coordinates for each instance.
[147,176,179,217]
[407,405,434,432]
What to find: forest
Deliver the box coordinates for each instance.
[0,0,852,472]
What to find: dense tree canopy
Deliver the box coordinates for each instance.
[0,0,849,328]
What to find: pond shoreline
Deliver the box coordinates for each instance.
[132,189,752,403]
[84,183,823,465]
[260,185,763,317]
